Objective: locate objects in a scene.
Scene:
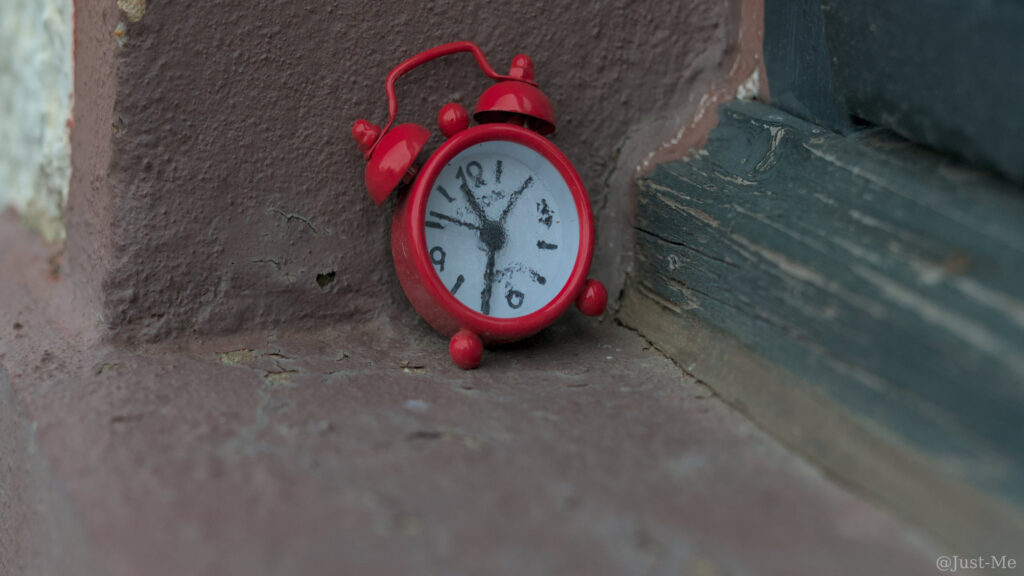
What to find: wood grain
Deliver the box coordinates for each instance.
[626,100,1024,548]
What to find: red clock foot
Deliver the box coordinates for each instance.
[449,329,483,369]
[576,278,607,317]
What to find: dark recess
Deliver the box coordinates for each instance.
[764,0,1024,183]
[316,271,336,290]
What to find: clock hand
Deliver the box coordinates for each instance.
[499,176,534,225]
[457,169,488,224]
[480,248,496,315]
[429,210,481,231]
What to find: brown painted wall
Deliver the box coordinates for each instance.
[65,0,757,341]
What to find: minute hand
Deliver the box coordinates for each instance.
[499,176,534,225]
[456,167,487,224]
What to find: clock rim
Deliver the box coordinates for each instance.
[402,123,593,343]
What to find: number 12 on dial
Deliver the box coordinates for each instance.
[424,141,578,319]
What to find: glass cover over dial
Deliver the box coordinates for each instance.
[423,140,580,318]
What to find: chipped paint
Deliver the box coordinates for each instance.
[753,125,785,173]
[114,21,128,47]
[854,265,1024,377]
[0,0,73,242]
[952,277,1024,330]
[218,349,255,365]
[736,69,760,100]
[117,0,146,22]
[634,0,767,179]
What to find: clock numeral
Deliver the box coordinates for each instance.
[466,161,486,187]
[530,270,547,285]
[430,246,446,272]
[537,241,558,250]
[425,220,444,229]
[537,199,553,228]
[494,160,503,184]
[436,185,454,203]
[450,274,465,295]
[506,288,525,310]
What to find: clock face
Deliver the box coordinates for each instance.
[423,140,581,319]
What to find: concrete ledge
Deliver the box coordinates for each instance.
[620,285,1024,555]
[0,214,937,575]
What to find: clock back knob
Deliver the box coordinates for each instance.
[437,102,470,138]
[352,119,381,155]
[508,54,535,81]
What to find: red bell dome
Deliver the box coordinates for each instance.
[361,123,430,205]
[473,55,556,135]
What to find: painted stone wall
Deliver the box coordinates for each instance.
[0,0,73,243]
[64,1,760,341]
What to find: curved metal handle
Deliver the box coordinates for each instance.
[366,41,536,158]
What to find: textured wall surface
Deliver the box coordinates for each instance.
[0,0,73,242]
[64,0,753,341]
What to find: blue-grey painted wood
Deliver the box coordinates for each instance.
[633,100,1024,506]
[764,0,1024,183]
[763,0,857,132]
[821,0,1024,184]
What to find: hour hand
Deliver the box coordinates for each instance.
[480,249,496,315]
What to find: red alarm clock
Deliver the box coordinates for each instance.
[352,41,606,369]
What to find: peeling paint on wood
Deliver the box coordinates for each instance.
[628,101,1024,517]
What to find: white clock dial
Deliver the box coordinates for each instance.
[423,140,581,319]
